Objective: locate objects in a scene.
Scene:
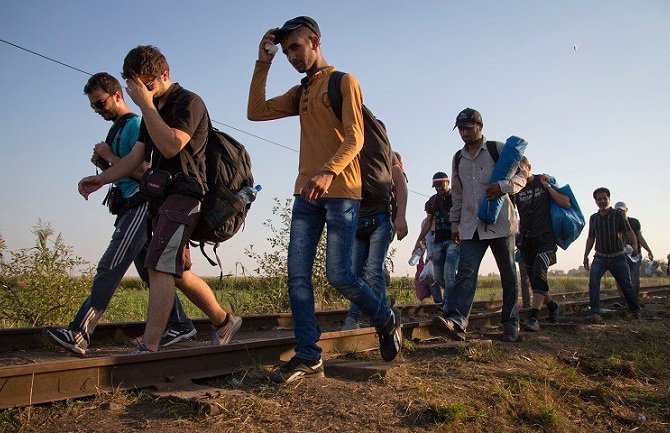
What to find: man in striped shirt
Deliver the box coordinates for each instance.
[583,187,640,321]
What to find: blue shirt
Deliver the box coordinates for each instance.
[110,116,141,198]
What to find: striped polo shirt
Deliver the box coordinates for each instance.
[588,208,632,255]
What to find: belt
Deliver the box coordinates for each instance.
[595,251,625,258]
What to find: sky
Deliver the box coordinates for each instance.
[1,0,669,279]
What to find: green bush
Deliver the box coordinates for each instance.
[0,221,92,327]
[244,197,345,310]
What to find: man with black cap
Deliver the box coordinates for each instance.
[414,171,459,306]
[434,108,526,342]
[248,16,403,383]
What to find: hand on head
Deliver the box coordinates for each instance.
[258,29,279,63]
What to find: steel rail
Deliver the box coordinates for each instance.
[0,286,667,409]
[1,286,661,352]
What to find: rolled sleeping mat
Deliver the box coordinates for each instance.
[477,136,528,224]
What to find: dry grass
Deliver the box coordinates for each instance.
[4,299,670,433]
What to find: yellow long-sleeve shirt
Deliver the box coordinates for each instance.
[247,61,364,199]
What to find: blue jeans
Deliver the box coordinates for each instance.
[445,234,519,331]
[70,202,192,336]
[346,212,394,322]
[288,197,392,361]
[431,239,459,305]
[588,254,639,312]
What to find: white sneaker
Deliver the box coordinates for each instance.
[211,314,242,345]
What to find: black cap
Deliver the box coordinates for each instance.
[273,16,321,44]
[453,108,483,130]
[432,171,449,186]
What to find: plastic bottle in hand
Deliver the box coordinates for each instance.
[408,246,426,266]
[237,185,262,205]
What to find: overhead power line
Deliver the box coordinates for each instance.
[0,38,94,76]
[1,37,429,197]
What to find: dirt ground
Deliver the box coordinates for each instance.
[4,295,670,433]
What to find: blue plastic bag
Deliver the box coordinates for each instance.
[477,136,528,224]
[548,179,585,250]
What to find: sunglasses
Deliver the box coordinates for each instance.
[90,94,112,110]
[144,80,155,91]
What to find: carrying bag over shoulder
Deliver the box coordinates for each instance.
[548,180,585,250]
[180,118,255,272]
[477,136,527,224]
[295,71,394,207]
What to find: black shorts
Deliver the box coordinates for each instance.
[145,194,200,277]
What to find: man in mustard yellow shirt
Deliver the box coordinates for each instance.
[248,16,402,383]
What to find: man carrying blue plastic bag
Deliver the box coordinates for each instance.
[434,108,527,342]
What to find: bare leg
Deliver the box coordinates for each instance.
[143,269,177,351]
[175,271,227,326]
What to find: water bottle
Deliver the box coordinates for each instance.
[237,184,262,204]
[408,246,425,266]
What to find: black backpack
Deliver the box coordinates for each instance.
[181,117,254,269]
[295,71,394,207]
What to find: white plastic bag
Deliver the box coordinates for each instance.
[419,259,435,285]
[645,260,659,277]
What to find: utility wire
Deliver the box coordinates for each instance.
[212,120,298,153]
[0,38,93,76]
[1,37,429,197]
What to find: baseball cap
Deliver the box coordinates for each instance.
[453,108,483,130]
[272,16,321,44]
[432,171,449,186]
[614,201,627,211]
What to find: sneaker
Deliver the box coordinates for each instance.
[160,326,197,347]
[268,356,324,384]
[341,316,360,331]
[45,327,89,356]
[377,307,403,362]
[547,303,560,324]
[630,310,641,321]
[524,318,541,332]
[130,343,154,354]
[502,323,520,342]
[211,314,243,345]
[432,315,466,342]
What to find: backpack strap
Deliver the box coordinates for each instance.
[485,141,500,163]
[327,71,346,121]
[294,71,347,122]
[105,113,139,157]
[178,115,210,193]
[454,141,501,184]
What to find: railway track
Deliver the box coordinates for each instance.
[1,286,667,409]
